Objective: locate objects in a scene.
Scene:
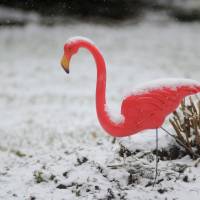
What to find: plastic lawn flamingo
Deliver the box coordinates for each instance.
[60,36,200,137]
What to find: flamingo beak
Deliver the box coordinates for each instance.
[61,54,70,74]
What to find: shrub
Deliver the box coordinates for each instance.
[170,96,200,159]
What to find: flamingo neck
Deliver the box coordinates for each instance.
[76,40,125,136]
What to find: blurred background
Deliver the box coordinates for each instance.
[0,0,200,25]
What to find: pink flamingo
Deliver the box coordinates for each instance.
[60,36,200,137]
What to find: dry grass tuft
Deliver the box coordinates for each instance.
[170,96,200,159]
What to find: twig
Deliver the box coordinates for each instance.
[161,127,199,159]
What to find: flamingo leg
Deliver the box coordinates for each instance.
[153,128,159,187]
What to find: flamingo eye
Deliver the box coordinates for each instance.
[64,44,72,53]
[69,46,78,54]
[64,43,78,55]
[68,47,72,52]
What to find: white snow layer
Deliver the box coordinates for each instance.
[0,11,200,200]
[67,36,95,45]
[0,6,39,22]
[129,78,200,96]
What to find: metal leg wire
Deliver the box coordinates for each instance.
[153,128,159,187]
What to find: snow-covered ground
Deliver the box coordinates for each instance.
[0,11,200,199]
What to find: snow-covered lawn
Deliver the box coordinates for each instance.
[0,13,200,199]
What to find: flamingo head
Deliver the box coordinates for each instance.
[61,41,79,74]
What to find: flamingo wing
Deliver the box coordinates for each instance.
[121,88,182,130]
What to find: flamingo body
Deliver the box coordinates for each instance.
[121,83,200,135]
[60,37,200,137]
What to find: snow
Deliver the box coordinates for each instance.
[105,105,125,124]
[169,0,200,10]
[128,78,200,96]
[67,36,95,45]
[0,9,200,200]
[153,0,200,10]
[0,6,39,23]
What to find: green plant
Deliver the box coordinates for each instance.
[34,171,46,183]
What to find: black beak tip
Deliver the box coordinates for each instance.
[61,63,70,74]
